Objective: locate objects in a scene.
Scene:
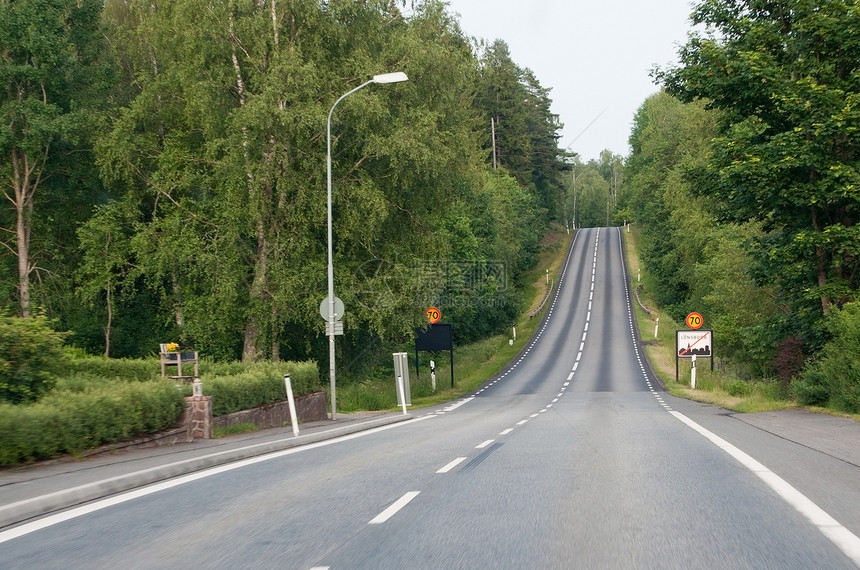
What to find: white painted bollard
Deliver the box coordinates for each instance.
[284,374,299,437]
[430,360,436,392]
[397,376,408,414]
[638,269,641,282]
[512,325,516,340]
[654,318,659,338]
[690,355,697,389]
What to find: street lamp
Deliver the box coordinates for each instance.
[325,71,408,420]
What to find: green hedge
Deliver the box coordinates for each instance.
[203,361,321,416]
[0,359,320,466]
[65,354,162,382]
[0,381,185,466]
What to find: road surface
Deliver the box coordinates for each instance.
[3,227,859,569]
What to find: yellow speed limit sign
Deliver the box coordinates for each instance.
[686,312,704,330]
[426,307,441,324]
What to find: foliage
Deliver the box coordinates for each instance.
[64,354,162,383]
[474,40,569,220]
[0,0,570,385]
[656,0,860,336]
[0,380,184,466]
[0,315,69,404]
[0,0,113,317]
[203,360,321,416]
[794,302,860,412]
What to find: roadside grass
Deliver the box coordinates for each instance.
[624,225,822,415]
[340,224,858,421]
[337,226,573,412]
[213,423,259,438]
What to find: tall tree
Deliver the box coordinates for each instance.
[0,0,111,316]
[474,40,568,219]
[656,0,860,324]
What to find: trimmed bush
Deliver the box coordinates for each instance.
[65,355,161,382]
[0,315,69,404]
[0,381,185,466]
[203,360,320,416]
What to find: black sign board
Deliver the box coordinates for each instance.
[415,323,454,388]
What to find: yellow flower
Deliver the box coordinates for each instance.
[165,342,179,352]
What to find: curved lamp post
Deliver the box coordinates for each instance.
[326,71,408,420]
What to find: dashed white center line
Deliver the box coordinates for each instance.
[499,428,514,435]
[436,457,467,474]
[476,439,495,449]
[369,492,420,524]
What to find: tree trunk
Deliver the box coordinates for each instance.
[10,148,39,318]
[104,279,112,357]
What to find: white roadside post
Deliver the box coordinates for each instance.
[397,375,408,415]
[655,318,660,338]
[691,355,697,389]
[430,359,436,392]
[284,374,299,437]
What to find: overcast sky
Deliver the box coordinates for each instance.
[443,0,695,162]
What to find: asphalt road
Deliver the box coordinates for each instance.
[2,227,859,569]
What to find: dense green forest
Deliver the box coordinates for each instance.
[3,0,859,412]
[633,0,860,411]
[1,0,582,373]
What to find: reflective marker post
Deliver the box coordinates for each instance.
[284,374,299,437]
[690,355,697,390]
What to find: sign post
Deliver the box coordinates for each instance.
[676,329,714,381]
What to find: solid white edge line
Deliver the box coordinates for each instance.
[368,491,420,525]
[0,415,436,545]
[669,410,860,565]
[436,457,467,474]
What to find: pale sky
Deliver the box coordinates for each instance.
[443,0,695,162]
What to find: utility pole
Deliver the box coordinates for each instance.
[491,117,498,170]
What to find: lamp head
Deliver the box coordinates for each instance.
[372,71,409,84]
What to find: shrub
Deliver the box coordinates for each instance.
[203,361,320,416]
[726,379,752,398]
[0,380,185,466]
[66,355,161,382]
[793,303,860,413]
[0,315,69,404]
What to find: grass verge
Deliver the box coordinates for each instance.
[625,225,857,419]
[213,423,259,438]
[337,226,573,412]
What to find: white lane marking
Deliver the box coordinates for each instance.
[670,411,860,565]
[573,362,579,371]
[500,428,514,435]
[476,439,495,449]
[369,491,420,524]
[567,372,574,380]
[516,420,528,425]
[0,415,436,545]
[437,457,467,474]
[441,397,474,413]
